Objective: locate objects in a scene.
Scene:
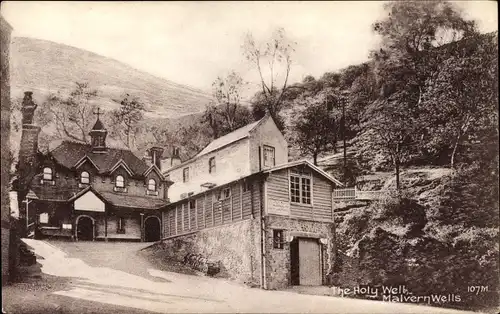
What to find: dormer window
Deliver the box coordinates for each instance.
[115,175,125,188]
[148,179,157,191]
[80,171,90,184]
[43,167,53,181]
[183,167,189,183]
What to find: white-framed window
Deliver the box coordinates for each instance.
[263,145,275,167]
[290,172,312,205]
[80,171,90,184]
[115,175,125,188]
[43,167,53,181]
[148,178,157,191]
[183,167,189,183]
[209,157,216,174]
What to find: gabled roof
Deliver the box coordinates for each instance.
[36,183,167,210]
[143,164,164,180]
[263,160,344,186]
[195,114,269,158]
[49,141,148,176]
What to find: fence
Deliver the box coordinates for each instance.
[332,187,385,200]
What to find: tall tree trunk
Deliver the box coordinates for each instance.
[451,131,462,169]
[395,160,400,191]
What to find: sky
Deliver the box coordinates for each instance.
[1,1,498,95]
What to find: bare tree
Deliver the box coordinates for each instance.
[39,82,98,143]
[203,71,252,138]
[242,27,296,131]
[111,94,145,149]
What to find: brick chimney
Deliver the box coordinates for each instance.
[18,92,41,192]
[148,146,164,170]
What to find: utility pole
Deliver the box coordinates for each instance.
[341,92,348,184]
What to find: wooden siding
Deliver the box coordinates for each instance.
[161,178,262,238]
[266,167,334,221]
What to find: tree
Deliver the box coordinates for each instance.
[39,82,98,143]
[111,94,145,149]
[421,33,498,168]
[203,71,252,139]
[292,93,339,166]
[361,99,421,191]
[360,1,480,187]
[243,27,296,131]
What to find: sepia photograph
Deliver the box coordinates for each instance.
[0,1,498,313]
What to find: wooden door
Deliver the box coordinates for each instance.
[298,238,322,286]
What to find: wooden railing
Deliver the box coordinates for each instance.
[333,187,386,200]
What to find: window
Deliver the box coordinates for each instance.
[39,213,49,224]
[242,180,250,192]
[214,188,231,202]
[223,187,231,199]
[80,171,90,184]
[263,145,275,167]
[290,174,312,205]
[43,167,53,180]
[209,157,216,174]
[301,177,311,204]
[290,176,301,203]
[189,200,195,210]
[117,217,125,233]
[115,175,125,188]
[147,179,157,191]
[183,167,189,183]
[273,229,284,249]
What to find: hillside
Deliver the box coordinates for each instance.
[10,37,213,119]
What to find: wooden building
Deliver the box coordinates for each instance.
[160,115,343,289]
[18,93,172,242]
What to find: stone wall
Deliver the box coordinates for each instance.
[264,214,336,290]
[159,218,262,286]
[1,14,12,286]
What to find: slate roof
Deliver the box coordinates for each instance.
[50,141,148,176]
[31,181,167,210]
[99,191,167,210]
[29,173,82,202]
[195,115,268,158]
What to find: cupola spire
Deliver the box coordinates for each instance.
[89,108,107,153]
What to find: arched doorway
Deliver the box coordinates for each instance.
[76,216,95,241]
[144,216,161,242]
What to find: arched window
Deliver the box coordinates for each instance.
[148,179,156,191]
[81,171,90,184]
[43,167,53,180]
[115,175,125,188]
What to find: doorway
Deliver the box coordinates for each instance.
[76,216,94,241]
[144,216,161,242]
[290,237,322,286]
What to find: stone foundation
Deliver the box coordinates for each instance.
[159,218,261,286]
[264,215,336,290]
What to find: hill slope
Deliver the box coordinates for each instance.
[10,37,213,118]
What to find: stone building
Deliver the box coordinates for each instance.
[1,13,13,285]
[160,115,343,289]
[18,93,172,242]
